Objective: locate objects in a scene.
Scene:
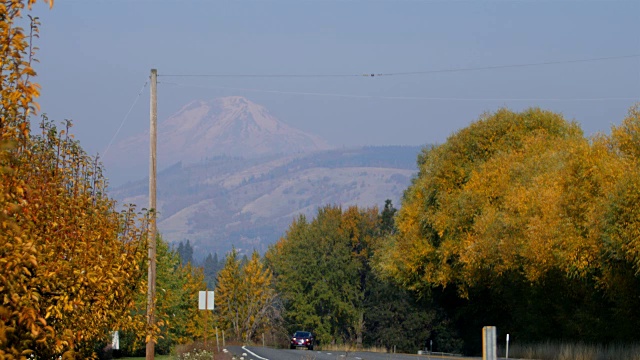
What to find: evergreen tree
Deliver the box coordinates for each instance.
[380,199,397,235]
[203,252,219,289]
[177,239,194,265]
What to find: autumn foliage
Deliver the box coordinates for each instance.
[1,1,150,358]
[4,0,640,356]
[384,107,640,346]
[215,249,279,344]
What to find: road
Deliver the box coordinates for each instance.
[225,345,478,360]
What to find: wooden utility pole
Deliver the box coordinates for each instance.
[146,68,158,360]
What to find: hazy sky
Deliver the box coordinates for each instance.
[31,0,639,182]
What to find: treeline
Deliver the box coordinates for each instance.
[174,240,232,289]
[205,107,640,355]
[169,202,460,353]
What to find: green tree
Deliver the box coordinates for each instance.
[380,199,397,235]
[268,204,453,351]
[120,235,208,356]
[177,240,194,266]
[155,237,206,353]
[269,205,389,346]
[267,207,361,345]
[202,252,220,289]
[362,275,440,352]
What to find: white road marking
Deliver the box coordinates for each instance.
[242,346,269,360]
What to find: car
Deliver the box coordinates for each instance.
[289,331,315,350]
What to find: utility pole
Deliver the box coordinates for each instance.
[146,68,158,360]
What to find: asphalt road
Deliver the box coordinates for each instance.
[226,345,478,360]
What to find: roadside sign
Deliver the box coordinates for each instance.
[199,291,214,310]
[111,331,119,350]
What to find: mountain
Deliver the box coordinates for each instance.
[109,146,422,258]
[103,96,332,183]
[104,96,422,257]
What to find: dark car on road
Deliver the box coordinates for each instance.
[290,331,314,350]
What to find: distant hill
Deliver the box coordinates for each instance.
[109,146,422,258]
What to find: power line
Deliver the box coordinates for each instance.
[159,81,637,102]
[158,54,640,78]
[377,54,640,77]
[102,79,148,157]
[159,73,366,79]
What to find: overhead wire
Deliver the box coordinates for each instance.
[105,54,639,150]
[104,53,638,158]
[159,54,640,78]
[102,79,148,157]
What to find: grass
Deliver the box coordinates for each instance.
[319,343,388,353]
[501,342,640,360]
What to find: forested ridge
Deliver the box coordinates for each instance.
[2,0,640,358]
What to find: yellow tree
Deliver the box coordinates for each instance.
[1,1,151,358]
[1,1,51,356]
[1,0,51,142]
[214,249,243,340]
[385,108,590,293]
[1,1,52,358]
[215,249,280,343]
[602,105,640,278]
[239,251,277,343]
[4,118,149,359]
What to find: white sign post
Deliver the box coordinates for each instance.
[482,326,497,360]
[199,291,214,347]
[506,334,510,359]
[111,331,119,350]
[199,291,215,310]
